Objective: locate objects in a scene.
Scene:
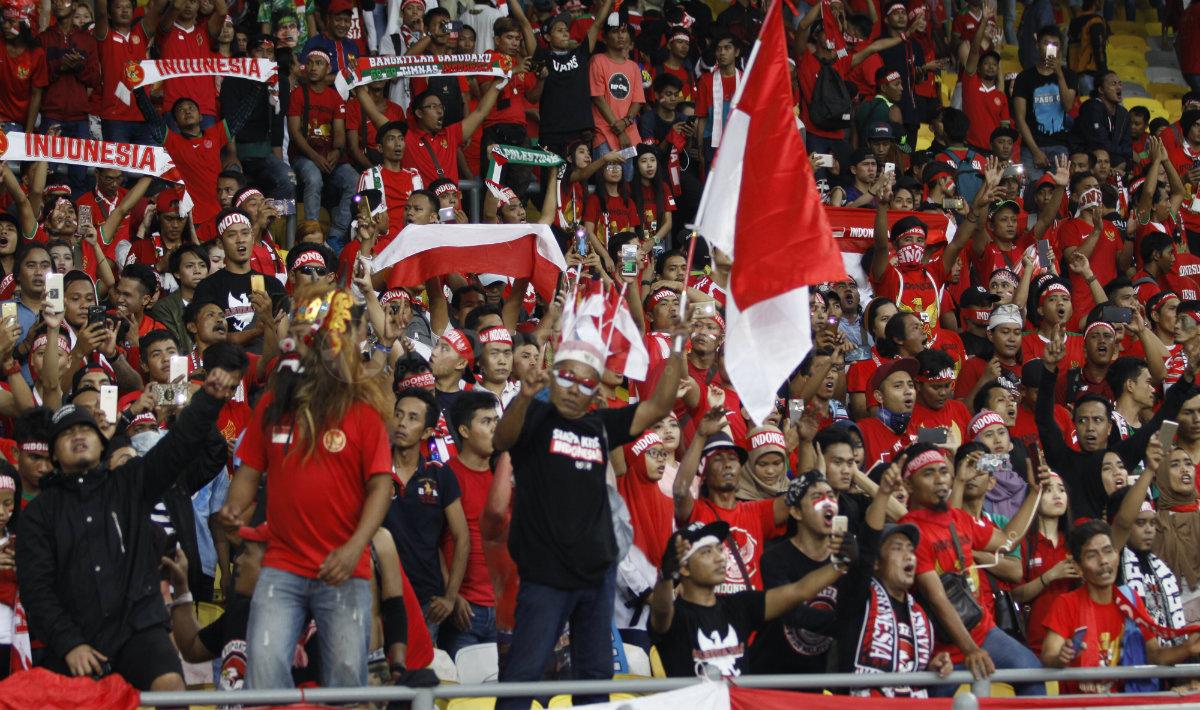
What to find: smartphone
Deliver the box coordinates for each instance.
[813,153,834,168]
[77,204,93,228]
[788,398,805,423]
[1045,43,1058,59]
[1161,420,1179,452]
[437,206,456,223]
[883,162,896,176]
[1100,305,1133,324]
[99,384,118,424]
[943,197,965,210]
[831,515,848,536]
[619,243,638,276]
[1037,239,1052,269]
[574,225,588,256]
[691,301,717,319]
[917,427,948,445]
[250,274,265,293]
[45,273,64,312]
[169,354,189,384]
[615,146,639,160]
[1071,626,1086,650]
[1,302,15,322]
[355,194,371,223]
[826,315,839,330]
[447,20,463,33]
[87,305,107,326]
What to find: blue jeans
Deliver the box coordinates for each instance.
[293,156,358,243]
[38,118,91,195]
[496,567,616,710]
[101,118,158,146]
[439,602,498,659]
[246,566,372,689]
[1020,144,1069,179]
[934,627,1046,697]
[242,154,296,200]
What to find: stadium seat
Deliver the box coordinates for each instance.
[431,648,459,683]
[1116,64,1146,85]
[1147,35,1169,50]
[1150,82,1188,98]
[648,646,666,678]
[1110,35,1149,52]
[1124,96,1169,120]
[455,643,500,684]
[622,644,652,677]
[1109,19,1145,35]
[917,124,935,151]
[1108,49,1145,68]
[446,699,496,710]
[1123,83,1150,98]
[1146,49,1180,67]
[1165,98,1183,120]
[1146,21,1163,35]
[1147,67,1188,86]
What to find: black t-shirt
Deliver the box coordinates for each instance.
[535,43,593,136]
[384,458,462,604]
[507,397,639,588]
[749,539,845,674]
[650,591,765,678]
[1011,67,1078,147]
[191,268,287,352]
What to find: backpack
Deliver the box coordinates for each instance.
[809,58,853,131]
[953,148,984,204]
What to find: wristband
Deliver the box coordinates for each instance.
[170,591,193,608]
[2,361,19,378]
[381,596,409,647]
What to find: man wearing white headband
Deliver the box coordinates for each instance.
[649,515,849,678]
[492,321,686,707]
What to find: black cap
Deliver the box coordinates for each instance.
[990,125,1018,142]
[848,147,875,166]
[867,122,895,141]
[960,285,1000,309]
[700,431,748,466]
[880,522,920,547]
[50,404,108,450]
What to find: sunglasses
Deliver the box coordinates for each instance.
[554,369,599,396]
[295,266,328,277]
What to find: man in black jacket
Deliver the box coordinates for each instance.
[15,368,241,691]
[1036,325,1198,519]
[1070,71,1131,171]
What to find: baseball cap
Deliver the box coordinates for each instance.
[988,199,1020,218]
[156,189,183,216]
[960,285,1000,309]
[50,404,108,449]
[990,125,1018,142]
[867,122,895,142]
[848,147,875,166]
[868,357,919,394]
[987,303,1023,331]
[699,431,748,469]
[328,0,354,14]
[880,522,920,547]
[479,274,510,288]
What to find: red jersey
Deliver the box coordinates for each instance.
[97,25,148,122]
[687,497,784,593]
[158,21,218,116]
[287,84,345,158]
[954,357,1022,399]
[481,56,536,126]
[1021,331,1086,370]
[846,348,894,409]
[1057,217,1121,325]
[1021,530,1072,655]
[0,41,48,123]
[1012,402,1078,453]
[358,165,423,231]
[961,73,1011,150]
[77,186,132,260]
[164,122,228,231]
[237,395,393,580]
[901,506,997,663]
[652,62,695,102]
[858,416,917,468]
[446,458,496,607]
[637,182,676,233]
[402,122,464,185]
[696,70,737,119]
[911,399,971,442]
[344,97,405,152]
[873,261,949,324]
[583,192,642,243]
[1044,586,1149,693]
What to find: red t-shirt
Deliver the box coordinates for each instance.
[901,506,996,663]
[0,41,49,123]
[846,52,882,101]
[1021,531,1072,655]
[696,70,737,119]
[961,73,1011,150]
[1012,402,1078,452]
[76,187,133,260]
[345,98,405,151]
[911,399,971,441]
[1058,218,1122,325]
[846,348,893,409]
[637,183,676,233]
[447,458,496,607]
[954,357,1021,399]
[972,231,1037,281]
[1044,586,1147,692]
[402,122,464,185]
[164,122,228,230]
[287,84,345,158]
[158,21,218,117]
[1021,332,1086,370]
[237,395,393,580]
[358,165,423,231]
[798,51,851,140]
[652,63,695,102]
[687,498,784,592]
[481,57,535,126]
[858,416,917,468]
[583,192,642,242]
[97,26,148,122]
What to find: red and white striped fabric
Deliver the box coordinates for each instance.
[561,275,650,381]
[372,224,568,298]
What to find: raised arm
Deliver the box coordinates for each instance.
[585,0,614,52]
[0,164,38,239]
[461,82,504,142]
[493,346,548,452]
[870,188,892,282]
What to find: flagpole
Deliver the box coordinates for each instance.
[674,228,699,351]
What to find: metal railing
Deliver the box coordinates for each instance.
[140,663,1200,709]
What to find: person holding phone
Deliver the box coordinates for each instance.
[1011,26,1076,173]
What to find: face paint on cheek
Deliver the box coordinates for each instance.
[813,498,839,516]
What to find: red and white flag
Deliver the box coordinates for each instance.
[693,0,848,425]
[562,276,650,381]
[9,593,31,674]
[371,223,567,298]
[821,0,848,57]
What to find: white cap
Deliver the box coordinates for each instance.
[479,273,510,288]
[553,340,604,373]
[987,303,1023,331]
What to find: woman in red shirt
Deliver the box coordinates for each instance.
[633,145,675,246]
[584,160,642,248]
[1013,472,1080,655]
[0,10,48,132]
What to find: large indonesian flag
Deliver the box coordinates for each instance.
[694,0,848,424]
[371,223,567,298]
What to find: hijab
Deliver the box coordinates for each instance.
[736,425,789,501]
[1153,458,1200,588]
[618,431,675,562]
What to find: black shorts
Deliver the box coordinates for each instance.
[44,624,182,691]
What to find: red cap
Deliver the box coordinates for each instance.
[328,0,354,13]
[238,522,270,543]
[156,189,182,216]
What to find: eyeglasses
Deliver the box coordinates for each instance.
[418,103,445,112]
[645,449,671,461]
[554,369,599,396]
[295,266,328,277]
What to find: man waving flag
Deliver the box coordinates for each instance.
[694,0,848,425]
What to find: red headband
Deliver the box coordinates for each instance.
[292,250,326,270]
[749,430,787,451]
[1151,293,1179,315]
[235,188,263,207]
[398,371,436,390]
[218,212,251,234]
[20,442,48,455]
[903,449,947,478]
[969,410,1006,440]
[0,474,13,492]
[631,431,664,456]
[961,307,991,325]
[1038,282,1070,303]
[443,329,474,365]
[648,288,676,308]
[380,289,412,306]
[433,182,459,197]
[917,366,955,383]
[1084,321,1116,337]
[478,327,513,346]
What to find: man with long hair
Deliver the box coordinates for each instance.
[218,284,395,689]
